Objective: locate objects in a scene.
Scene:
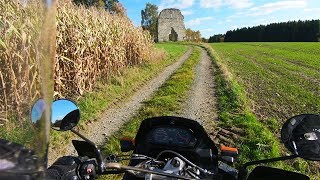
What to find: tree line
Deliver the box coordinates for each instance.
[208,34,224,43]
[71,1,203,42]
[185,28,202,42]
[209,20,320,42]
[73,0,125,15]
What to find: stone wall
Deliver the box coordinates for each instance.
[158,8,186,42]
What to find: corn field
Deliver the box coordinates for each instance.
[55,2,153,98]
[0,0,154,124]
[0,0,43,122]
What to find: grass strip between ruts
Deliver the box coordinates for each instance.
[103,46,201,153]
[100,47,201,179]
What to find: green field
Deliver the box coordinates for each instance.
[210,42,320,127]
[209,42,320,178]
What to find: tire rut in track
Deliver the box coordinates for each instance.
[178,48,217,132]
[48,47,193,165]
[178,48,242,147]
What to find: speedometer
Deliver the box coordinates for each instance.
[148,127,197,147]
[175,128,192,145]
[152,128,169,144]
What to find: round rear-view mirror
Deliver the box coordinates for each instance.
[281,114,320,161]
[51,99,80,131]
[31,99,47,127]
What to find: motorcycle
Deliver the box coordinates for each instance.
[36,99,320,180]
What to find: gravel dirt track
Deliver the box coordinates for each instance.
[178,48,217,132]
[86,48,192,145]
[48,47,193,165]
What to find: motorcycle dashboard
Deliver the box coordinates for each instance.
[147,126,197,148]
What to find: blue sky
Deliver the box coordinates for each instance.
[51,100,78,123]
[121,0,320,38]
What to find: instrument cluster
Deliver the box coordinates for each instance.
[147,127,197,148]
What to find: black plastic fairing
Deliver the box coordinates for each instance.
[135,116,218,152]
[247,166,309,180]
[72,140,97,158]
[132,116,219,172]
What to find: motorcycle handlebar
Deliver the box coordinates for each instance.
[102,163,194,180]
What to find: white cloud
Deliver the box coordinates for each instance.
[181,10,194,16]
[247,1,308,16]
[231,25,238,30]
[253,17,278,25]
[223,13,244,23]
[185,16,214,26]
[201,28,215,32]
[200,0,222,8]
[200,28,215,38]
[303,8,320,12]
[159,0,195,10]
[200,0,253,9]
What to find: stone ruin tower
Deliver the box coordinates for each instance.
[158,8,186,42]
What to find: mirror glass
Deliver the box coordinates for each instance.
[31,99,47,126]
[51,99,80,131]
[281,114,320,161]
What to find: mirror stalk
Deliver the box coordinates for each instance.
[71,129,94,145]
[71,129,104,173]
[237,155,298,180]
[243,154,298,168]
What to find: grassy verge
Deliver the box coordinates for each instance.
[202,44,318,179]
[100,47,201,179]
[202,44,279,159]
[50,44,188,151]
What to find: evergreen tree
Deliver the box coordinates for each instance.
[208,34,224,43]
[219,20,320,42]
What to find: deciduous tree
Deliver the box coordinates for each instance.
[73,0,104,8]
[73,0,125,15]
[141,3,158,41]
[105,0,118,12]
[185,28,202,42]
